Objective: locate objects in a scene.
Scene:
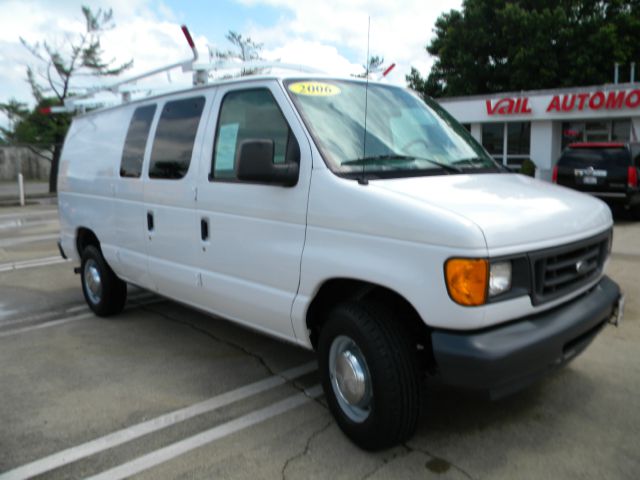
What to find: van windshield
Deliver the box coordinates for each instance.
[284,79,498,179]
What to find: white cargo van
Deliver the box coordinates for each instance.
[58,74,623,450]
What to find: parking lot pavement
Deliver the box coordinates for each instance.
[0,182,52,206]
[1,204,639,479]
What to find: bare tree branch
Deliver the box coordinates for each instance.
[46,62,63,101]
[24,144,53,161]
[14,5,133,193]
[19,37,46,62]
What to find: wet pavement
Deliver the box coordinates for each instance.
[0,204,639,479]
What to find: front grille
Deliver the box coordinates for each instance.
[530,231,610,305]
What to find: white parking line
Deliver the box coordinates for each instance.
[0,292,157,328]
[85,385,323,480]
[0,256,68,273]
[0,211,57,221]
[0,219,59,231]
[64,305,89,313]
[0,365,318,480]
[0,312,94,338]
[0,234,59,248]
[0,296,162,337]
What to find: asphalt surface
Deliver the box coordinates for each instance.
[0,182,51,207]
[0,203,638,479]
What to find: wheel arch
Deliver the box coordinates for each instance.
[305,278,435,371]
[76,227,101,257]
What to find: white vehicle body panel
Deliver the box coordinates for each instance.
[141,91,213,306]
[193,80,312,339]
[372,173,612,255]
[57,74,614,351]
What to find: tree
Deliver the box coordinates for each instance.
[208,31,265,77]
[0,98,70,159]
[11,6,132,192]
[408,0,640,99]
[353,55,385,78]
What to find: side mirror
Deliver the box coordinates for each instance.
[236,139,299,187]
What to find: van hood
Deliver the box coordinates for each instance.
[371,173,612,252]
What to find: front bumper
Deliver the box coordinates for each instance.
[432,276,621,399]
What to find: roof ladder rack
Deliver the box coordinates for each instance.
[50,26,323,114]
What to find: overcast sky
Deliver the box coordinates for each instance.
[0,0,462,128]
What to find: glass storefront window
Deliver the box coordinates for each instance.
[507,122,530,155]
[562,119,631,149]
[482,122,530,167]
[481,123,504,155]
[612,120,631,141]
[562,122,584,150]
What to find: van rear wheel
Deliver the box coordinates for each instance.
[80,245,127,316]
[317,300,421,450]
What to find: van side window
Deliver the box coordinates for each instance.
[149,96,205,180]
[211,89,295,181]
[120,105,156,178]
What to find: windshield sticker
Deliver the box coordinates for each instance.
[288,82,341,96]
[216,123,240,171]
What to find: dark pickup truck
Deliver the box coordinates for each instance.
[553,142,640,217]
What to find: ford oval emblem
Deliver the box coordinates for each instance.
[575,260,587,274]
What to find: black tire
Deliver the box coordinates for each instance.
[80,245,127,316]
[630,204,640,221]
[317,300,421,450]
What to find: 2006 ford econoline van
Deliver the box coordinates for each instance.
[58,74,623,450]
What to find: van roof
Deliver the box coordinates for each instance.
[72,73,392,119]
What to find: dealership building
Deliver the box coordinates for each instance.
[439,82,640,180]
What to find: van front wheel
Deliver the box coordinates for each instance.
[80,245,127,316]
[317,300,421,450]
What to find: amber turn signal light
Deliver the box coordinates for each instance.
[445,258,488,306]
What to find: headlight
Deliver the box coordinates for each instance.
[445,258,488,306]
[445,258,513,306]
[489,261,512,297]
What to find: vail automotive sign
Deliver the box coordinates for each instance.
[486,89,640,115]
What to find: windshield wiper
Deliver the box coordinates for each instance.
[342,154,417,166]
[342,154,462,174]
[453,156,503,171]
[415,157,462,173]
[452,157,485,167]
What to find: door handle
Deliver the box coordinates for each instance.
[147,211,154,231]
[200,217,209,241]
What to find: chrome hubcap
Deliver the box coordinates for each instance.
[329,335,372,423]
[84,259,102,304]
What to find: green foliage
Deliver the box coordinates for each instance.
[7,5,132,192]
[353,56,385,78]
[0,99,70,150]
[408,0,640,98]
[209,31,265,76]
[519,158,537,177]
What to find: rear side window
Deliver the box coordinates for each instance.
[212,89,292,181]
[120,105,156,178]
[149,97,205,179]
[559,147,630,168]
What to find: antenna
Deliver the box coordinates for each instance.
[359,16,371,186]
